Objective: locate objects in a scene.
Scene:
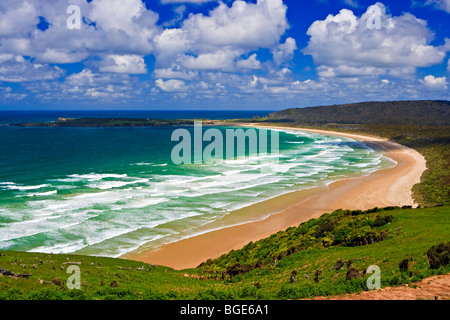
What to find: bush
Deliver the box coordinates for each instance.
[399,259,409,273]
[346,268,361,281]
[195,289,236,300]
[427,242,450,269]
[373,215,394,227]
[66,289,90,300]
[239,285,260,299]
[51,277,62,287]
[142,290,169,300]
[0,288,24,300]
[26,289,64,300]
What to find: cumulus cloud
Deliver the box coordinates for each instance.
[236,54,262,70]
[180,0,288,49]
[3,0,446,108]
[179,50,240,71]
[66,69,95,87]
[58,69,140,101]
[155,79,187,92]
[303,3,447,78]
[98,55,148,74]
[154,0,290,72]
[153,68,198,80]
[272,37,297,65]
[0,55,63,82]
[0,2,39,37]
[0,0,160,64]
[421,75,448,90]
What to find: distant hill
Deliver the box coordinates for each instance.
[267,100,450,126]
[12,118,197,127]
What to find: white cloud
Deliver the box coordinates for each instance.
[272,37,297,65]
[0,86,28,101]
[0,55,63,82]
[236,54,262,70]
[38,49,88,64]
[58,69,139,101]
[303,3,447,78]
[421,75,448,90]
[180,50,239,71]
[0,0,160,64]
[153,68,198,80]
[66,69,95,87]
[155,79,187,92]
[317,65,388,77]
[0,2,38,37]
[88,0,160,53]
[154,0,290,72]
[98,55,147,74]
[180,0,288,49]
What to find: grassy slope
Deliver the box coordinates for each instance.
[1,206,449,300]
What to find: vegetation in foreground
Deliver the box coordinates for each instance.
[1,206,449,300]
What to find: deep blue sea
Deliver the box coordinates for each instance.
[0,111,395,257]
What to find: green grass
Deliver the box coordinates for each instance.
[1,206,449,300]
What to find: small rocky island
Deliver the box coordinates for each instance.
[12,117,202,127]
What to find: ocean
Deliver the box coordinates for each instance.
[0,111,396,257]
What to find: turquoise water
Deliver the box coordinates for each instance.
[0,111,396,257]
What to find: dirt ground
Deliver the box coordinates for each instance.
[311,274,450,300]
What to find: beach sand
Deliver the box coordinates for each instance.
[124,125,427,270]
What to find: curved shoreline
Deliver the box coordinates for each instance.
[123,125,427,270]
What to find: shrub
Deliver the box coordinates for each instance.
[427,242,450,269]
[226,263,252,278]
[0,288,24,300]
[66,289,90,300]
[346,268,361,281]
[399,259,409,273]
[195,289,236,300]
[51,277,62,287]
[373,215,394,227]
[26,289,64,300]
[142,290,169,300]
[240,285,260,299]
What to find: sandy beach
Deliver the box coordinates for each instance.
[124,125,427,270]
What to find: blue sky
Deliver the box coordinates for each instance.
[0,0,449,110]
